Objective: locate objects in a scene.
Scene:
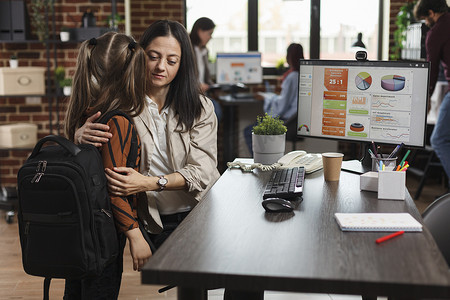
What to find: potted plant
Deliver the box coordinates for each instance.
[29,0,53,42]
[55,66,72,96]
[60,27,70,42]
[9,54,18,68]
[252,113,287,164]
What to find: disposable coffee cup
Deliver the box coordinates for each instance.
[322,152,344,181]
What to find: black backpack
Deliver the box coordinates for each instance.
[17,110,138,299]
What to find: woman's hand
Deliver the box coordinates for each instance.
[74,111,112,147]
[105,167,154,196]
[124,228,152,271]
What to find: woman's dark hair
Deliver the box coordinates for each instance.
[189,17,216,47]
[414,0,449,19]
[286,43,304,72]
[140,20,203,130]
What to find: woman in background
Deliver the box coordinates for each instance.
[244,43,304,154]
[190,17,223,122]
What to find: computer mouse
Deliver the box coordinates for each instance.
[262,198,294,213]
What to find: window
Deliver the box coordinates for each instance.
[258,0,310,67]
[186,0,381,64]
[186,0,248,61]
[320,0,379,60]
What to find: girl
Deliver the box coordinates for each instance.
[64,32,151,299]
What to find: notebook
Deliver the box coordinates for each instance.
[334,213,423,232]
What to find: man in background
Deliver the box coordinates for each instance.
[414,0,450,191]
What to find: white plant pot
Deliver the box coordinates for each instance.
[60,31,70,42]
[63,86,72,96]
[252,133,286,165]
[9,59,18,68]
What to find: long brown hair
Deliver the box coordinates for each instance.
[64,32,147,140]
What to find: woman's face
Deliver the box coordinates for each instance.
[145,35,181,89]
[198,28,214,47]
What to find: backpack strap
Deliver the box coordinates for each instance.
[43,277,51,300]
[97,110,139,168]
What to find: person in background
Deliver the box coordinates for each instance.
[244,43,304,154]
[189,17,223,122]
[74,20,220,251]
[64,32,151,299]
[414,0,450,192]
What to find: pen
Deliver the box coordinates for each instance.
[388,142,404,159]
[397,149,411,170]
[371,141,379,158]
[368,149,376,158]
[376,230,405,244]
[399,164,409,172]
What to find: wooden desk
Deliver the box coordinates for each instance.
[142,167,450,299]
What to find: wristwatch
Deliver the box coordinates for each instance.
[156,175,168,191]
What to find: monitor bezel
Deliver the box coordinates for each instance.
[296,59,430,149]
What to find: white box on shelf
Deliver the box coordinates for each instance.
[0,123,38,148]
[378,170,406,200]
[360,171,378,192]
[0,67,46,95]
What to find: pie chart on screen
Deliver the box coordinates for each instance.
[381,75,405,91]
[355,72,372,90]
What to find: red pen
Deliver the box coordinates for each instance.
[375,230,404,244]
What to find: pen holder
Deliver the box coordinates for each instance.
[371,155,397,172]
[377,170,406,200]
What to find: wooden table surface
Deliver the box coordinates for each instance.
[142,167,450,299]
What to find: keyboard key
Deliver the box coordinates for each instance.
[263,167,305,199]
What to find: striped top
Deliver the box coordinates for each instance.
[100,115,141,233]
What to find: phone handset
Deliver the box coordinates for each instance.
[278,150,323,173]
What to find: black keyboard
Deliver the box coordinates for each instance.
[263,167,305,199]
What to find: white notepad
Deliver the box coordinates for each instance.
[335,213,423,232]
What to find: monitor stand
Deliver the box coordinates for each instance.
[341,142,372,175]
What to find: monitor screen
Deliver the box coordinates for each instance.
[296,59,430,148]
[215,52,263,85]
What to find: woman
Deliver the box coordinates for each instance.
[75,20,220,250]
[244,43,304,153]
[64,32,151,299]
[190,17,223,122]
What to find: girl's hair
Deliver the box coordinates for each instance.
[189,17,215,47]
[286,43,304,72]
[64,32,147,140]
[140,20,203,130]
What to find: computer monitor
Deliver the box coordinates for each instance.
[215,52,263,85]
[296,59,430,173]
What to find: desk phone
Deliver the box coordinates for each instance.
[278,151,323,174]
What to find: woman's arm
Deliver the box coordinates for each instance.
[105,167,187,196]
[175,96,220,196]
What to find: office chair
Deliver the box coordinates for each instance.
[422,192,450,267]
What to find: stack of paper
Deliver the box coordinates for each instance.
[334,213,423,232]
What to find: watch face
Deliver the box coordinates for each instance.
[158,177,168,186]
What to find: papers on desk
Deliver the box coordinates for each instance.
[335,213,423,232]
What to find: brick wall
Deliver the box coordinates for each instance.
[0,0,410,186]
[0,0,183,186]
